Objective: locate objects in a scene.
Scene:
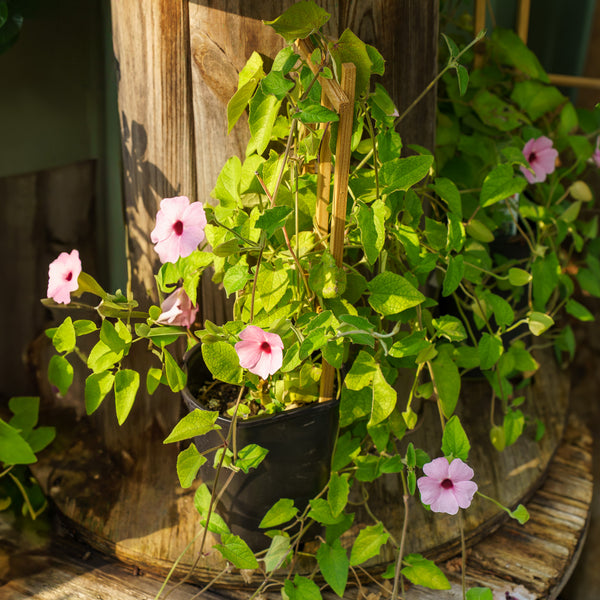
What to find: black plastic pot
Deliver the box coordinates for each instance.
[181,344,340,550]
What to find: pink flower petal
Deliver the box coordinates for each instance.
[521,136,558,184]
[422,456,450,480]
[47,249,82,305]
[430,489,459,515]
[448,458,475,482]
[234,326,284,379]
[417,476,442,506]
[453,480,478,509]
[151,196,207,264]
[156,288,198,327]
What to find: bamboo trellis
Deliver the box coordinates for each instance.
[296,38,356,403]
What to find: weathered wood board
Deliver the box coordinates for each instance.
[12,414,592,599]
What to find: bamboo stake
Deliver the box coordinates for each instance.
[516,0,531,44]
[316,88,332,242]
[473,0,486,69]
[548,73,600,90]
[319,62,356,403]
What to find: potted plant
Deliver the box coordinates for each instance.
[42,2,599,597]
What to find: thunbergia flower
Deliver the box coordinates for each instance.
[234,325,284,380]
[156,287,198,328]
[520,136,558,184]
[417,457,477,515]
[151,196,207,264]
[47,249,82,305]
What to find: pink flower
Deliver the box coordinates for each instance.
[47,249,82,304]
[234,325,284,380]
[417,457,477,515]
[156,288,198,327]
[151,196,207,264]
[520,136,558,184]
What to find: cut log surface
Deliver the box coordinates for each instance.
[8,413,592,599]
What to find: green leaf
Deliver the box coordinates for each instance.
[329,28,373,98]
[176,443,206,488]
[528,312,554,336]
[201,341,243,384]
[259,498,298,528]
[349,522,389,566]
[283,575,323,600]
[76,272,108,299]
[144,367,161,395]
[255,266,289,312]
[368,367,397,427]
[472,89,526,131]
[26,426,56,454]
[328,473,350,517]
[441,415,470,461]
[308,498,346,525]
[99,319,128,354]
[442,255,464,297]
[565,298,594,321]
[48,354,73,397]
[316,538,349,597]
[511,80,565,120]
[331,432,361,471]
[480,164,527,207]
[114,369,139,425]
[430,354,460,418]
[222,263,251,297]
[235,444,268,473]
[308,252,346,299]
[263,535,291,573]
[455,63,469,96]
[380,155,434,194]
[212,156,241,207]
[367,272,425,316]
[508,504,530,524]
[402,554,450,590]
[389,331,430,358]
[8,396,39,435]
[227,52,263,133]
[261,69,294,100]
[432,315,467,342]
[504,409,525,446]
[296,100,339,123]
[164,349,187,392]
[356,199,386,265]
[466,219,494,243]
[490,28,549,82]
[87,339,123,374]
[164,409,221,443]
[0,420,36,465]
[264,1,330,42]
[508,267,531,286]
[215,533,259,569]
[431,177,462,218]
[255,206,293,237]
[532,253,559,311]
[194,484,230,534]
[249,86,282,156]
[85,371,115,415]
[478,333,503,370]
[466,588,494,600]
[52,317,76,353]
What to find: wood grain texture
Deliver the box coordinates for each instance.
[108,0,196,449]
[18,414,592,599]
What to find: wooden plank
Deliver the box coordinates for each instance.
[108,0,196,450]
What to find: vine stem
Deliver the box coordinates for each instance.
[391,488,410,599]
[460,511,467,600]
